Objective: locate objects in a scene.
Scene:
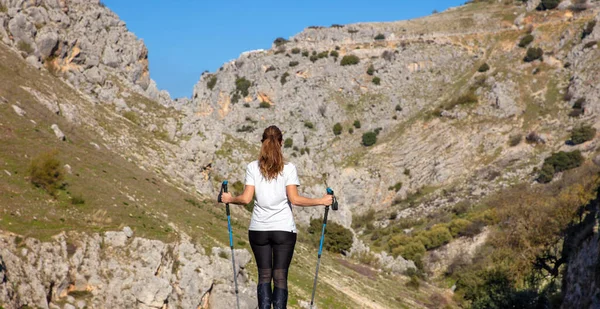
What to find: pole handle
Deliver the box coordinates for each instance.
[326,187,338,211]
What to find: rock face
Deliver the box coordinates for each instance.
[0,0,164,102]
[0,231,256,309]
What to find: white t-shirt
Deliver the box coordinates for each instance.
[245,160,300,233]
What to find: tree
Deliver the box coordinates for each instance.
[524,47,543,62]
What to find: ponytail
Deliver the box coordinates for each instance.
[259,126,284,181]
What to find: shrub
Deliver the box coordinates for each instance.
[340,55,360,66]
[524,47,543,62]
[304,121,314,129]
[237,125,255,132]
[367,65,375,76]
[258,101,271,109]
[573,98,586,109]
[518,34,534,48]
[17,41,33,54]
[448,219,472,237]
[537,0,560,10]
[29,151,64,196]
[584,41,597,49]
[509,134,522,147]
[71,195,85,205]
[317,51,329,59]
[273,37,288,47]
[289,61,299,67]
[395,241,426,265]
[235,77,251,97]
[420,226,452,250]
[331,24,344,28]
[353,120,361,129]
[348,128,354,134]
[442,92,478,110]
[333,123,343,135]
[308,219,353,253]
[537,150,584,183]
[301,50,309,57]
[330,50,339,58]
[231,93,240,104]
[362,131,377,146]
[582,20,597,39]
[206,75,217,90]
[478,63,490,72]
[291,47,301,54]
[374,33,386,40]
[571,125,596,145]
[280,72,290,85]
[388,182,402,192]
[284,138,293,148]
[372,76,381,85]
[395,105,402,112]
[309,55,318,63]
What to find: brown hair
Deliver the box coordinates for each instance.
[259,125,284,181]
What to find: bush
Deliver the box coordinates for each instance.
[571,125,596,145]
[443,92,478,110]
[304,121,314,129]
[420,226,452,250]
[29,151,64,196]
[353,120,361,129]
[518,34,534,48]
[366,65,375,76]
[537,150,584,183]
[333,123,343,135]
[301,50,309,57]
[258,101,271,109]
[374,33,385,40]
[71,195,85,205]
[291,47,301,54]
[477,63,490,72]
[509,134,522,147]
[330,50,339,58]
[235,77,251,97]
[447,219,472,237]
[348,128,354,134]
[340,55,360,66]
[372,76,381,85]
[584,41,597,49]
[317,51,329,59]
[308,219,353,253]
[237,125,255,132]
[362,132,377,146]
[207,75,217,90]
[283,138,293,148]
[388,182,402,192]
[289,61,299,67]
[583,20,597,39]
[280,72,290,85]
[231,93,240,104]
[395,105,402,112]
[309,55,318,63]
[273,37,288,47]
[537,0,560,10]
[524,47,543,62]
[123,111,139,124]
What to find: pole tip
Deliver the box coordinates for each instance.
[223,180,228,185]
[326,187,333,195]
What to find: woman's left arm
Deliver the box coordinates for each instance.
[220,185,255,205]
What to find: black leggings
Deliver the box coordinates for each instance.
[249,230,297,289]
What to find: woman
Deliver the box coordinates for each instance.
[220,125,333,309]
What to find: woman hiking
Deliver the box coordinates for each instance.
[220,125,333,309]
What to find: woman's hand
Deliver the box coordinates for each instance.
[320,194,333,206]
[221,192,233,204]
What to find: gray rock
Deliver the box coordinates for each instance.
[8,13,36,44]
[64,304,76,309]
[26,55,41,68]
[12,105,26,116]
[102,46,119,68]
[35,30,59,59]
[122,226,133,238]
[50,124,65,141]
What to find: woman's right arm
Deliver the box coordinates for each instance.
[286,185,333,207]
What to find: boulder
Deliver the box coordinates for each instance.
[50,124,65,141]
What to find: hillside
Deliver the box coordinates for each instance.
[2,0,600,308]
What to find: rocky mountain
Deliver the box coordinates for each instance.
[2,0,600,308]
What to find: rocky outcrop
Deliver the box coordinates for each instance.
[0,230,257,309]
[0,0,170,104]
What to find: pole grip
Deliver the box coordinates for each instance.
[326,187,338,211]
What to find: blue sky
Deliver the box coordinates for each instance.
[103,0,466,98]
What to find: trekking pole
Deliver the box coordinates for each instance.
[310,188,338,309]
[218,180,241,309]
